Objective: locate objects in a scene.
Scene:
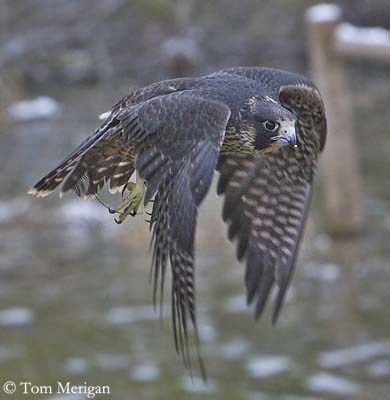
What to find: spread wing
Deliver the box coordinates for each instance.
[217,67,326,322]
[117,92,231,373]
[28,79,191,198]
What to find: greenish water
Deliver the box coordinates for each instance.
[0,83,389,400]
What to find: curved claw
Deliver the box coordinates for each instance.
[109,173,145,223]
[121,182,136,197]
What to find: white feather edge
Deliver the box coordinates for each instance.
[27,187,51,197]
[98,111,112,120]
[109,185,126,194]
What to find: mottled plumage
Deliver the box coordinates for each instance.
[29,67,326,376]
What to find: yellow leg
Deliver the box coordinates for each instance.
[111,172,146,224]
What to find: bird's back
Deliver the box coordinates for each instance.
[116,71,275,117]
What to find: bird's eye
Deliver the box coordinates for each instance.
[263,120,279,132]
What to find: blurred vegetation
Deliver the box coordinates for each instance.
[1,0,390,91]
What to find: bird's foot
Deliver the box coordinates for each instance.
[111,177,146,224]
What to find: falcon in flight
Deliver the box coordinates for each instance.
[29,67,326,375]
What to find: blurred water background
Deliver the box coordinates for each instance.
[0,1,389,399]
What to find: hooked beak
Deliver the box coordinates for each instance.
[271,124,297,147]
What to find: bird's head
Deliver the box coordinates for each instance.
[242,96,297,153]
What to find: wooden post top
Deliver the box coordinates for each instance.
[305,3,342,25]
[305,4,342,50]
[305,3,390,63]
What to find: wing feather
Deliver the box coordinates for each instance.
[123,93,231,374]
[217,67,326,323]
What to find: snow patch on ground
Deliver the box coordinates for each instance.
[0,307,34,326]
[318,340,390,368]
[8,96,61,121]
[306,372,360,395]
[246,355,290,378]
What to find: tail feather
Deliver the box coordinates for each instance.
[28,118,117,198]
[28,156,79,197]
[61,148,135,198]
[108,158,135,193]
[62,158,89,196]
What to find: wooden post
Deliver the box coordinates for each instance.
[305,4,364,235]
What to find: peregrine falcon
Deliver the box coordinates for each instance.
[29,67,326,375]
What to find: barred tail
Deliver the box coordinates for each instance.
[28,154,81,197]
[28,118,116,198]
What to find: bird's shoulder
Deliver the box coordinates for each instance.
[112,77,201,111]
